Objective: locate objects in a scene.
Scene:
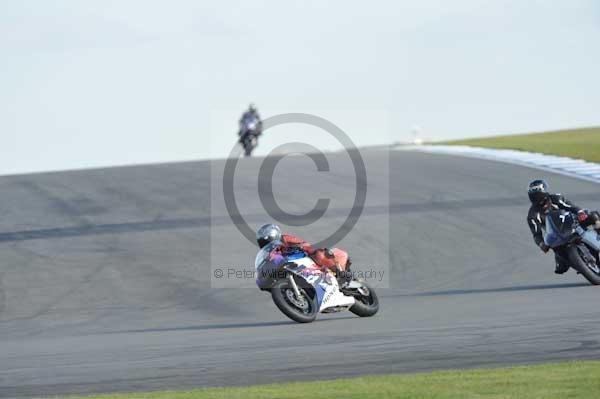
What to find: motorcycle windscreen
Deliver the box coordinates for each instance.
[254,240,286,288]
[241,116,259,130]
[543,214,568,248]
[254,240,284,270]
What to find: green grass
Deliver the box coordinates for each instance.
[51,361,600,399]
[438,126,600,163]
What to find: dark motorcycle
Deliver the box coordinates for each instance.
[239,115,261,157]
[544,209,600,285]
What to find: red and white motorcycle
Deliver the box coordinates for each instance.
[255,241,379,323]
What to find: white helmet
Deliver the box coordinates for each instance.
[256,223,281,248]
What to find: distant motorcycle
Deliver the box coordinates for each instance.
[238,115,261,157]
[544,209,600,285]
[255,241,379,323]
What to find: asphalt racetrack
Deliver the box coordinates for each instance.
[1,149,599,397]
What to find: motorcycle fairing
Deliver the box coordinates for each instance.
[255,241,286,288]
[316,275,355,312]
[544,210,575,248]
[283,255,355,312]
[240,115,259,129]
[577,225,600,252]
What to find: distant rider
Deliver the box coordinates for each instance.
[526,179,599,274]
[255,224,352,286]
[238,103,262,138]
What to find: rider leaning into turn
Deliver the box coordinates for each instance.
[527,179,600,274]
[255,224,352,285]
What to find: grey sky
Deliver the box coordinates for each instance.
[2,0,599,175]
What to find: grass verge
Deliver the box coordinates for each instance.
[438,126,600,163]
[52,360,600,399]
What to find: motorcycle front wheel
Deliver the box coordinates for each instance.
[567,245,600,285]
[271,279,318,323]
[243,140,253,156]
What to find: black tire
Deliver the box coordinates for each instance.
[243,135,256,157]
[271,279,318,323]
[243,141,252,157]
[567,246,600,285]
[349,282,379,317]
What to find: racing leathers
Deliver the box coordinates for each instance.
[527,193,581,274]
[279,234,351,284]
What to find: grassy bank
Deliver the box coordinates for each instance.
[439,127,600,163]
[53,360,600,399]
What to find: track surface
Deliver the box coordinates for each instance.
[1,150,599,397]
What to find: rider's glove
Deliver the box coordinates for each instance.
[539,242,550,253]
[577,210,589,222]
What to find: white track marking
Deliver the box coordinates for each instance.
[397,145,600,185]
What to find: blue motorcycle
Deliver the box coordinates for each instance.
[544,209,600,285]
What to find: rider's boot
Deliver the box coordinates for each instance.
[336,259,353,288]
[554,252,570,274]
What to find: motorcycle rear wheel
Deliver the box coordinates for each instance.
[567,246,600,285]
[349,281,379,317]
[271,279,318,323]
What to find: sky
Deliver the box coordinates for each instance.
[1,0,599,175]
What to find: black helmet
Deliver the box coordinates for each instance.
[528,179,549,205]
[256,223,281,248]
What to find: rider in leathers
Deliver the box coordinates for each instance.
[256,224,352,285]
[238,104,262,137]
[527,179,600,274]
